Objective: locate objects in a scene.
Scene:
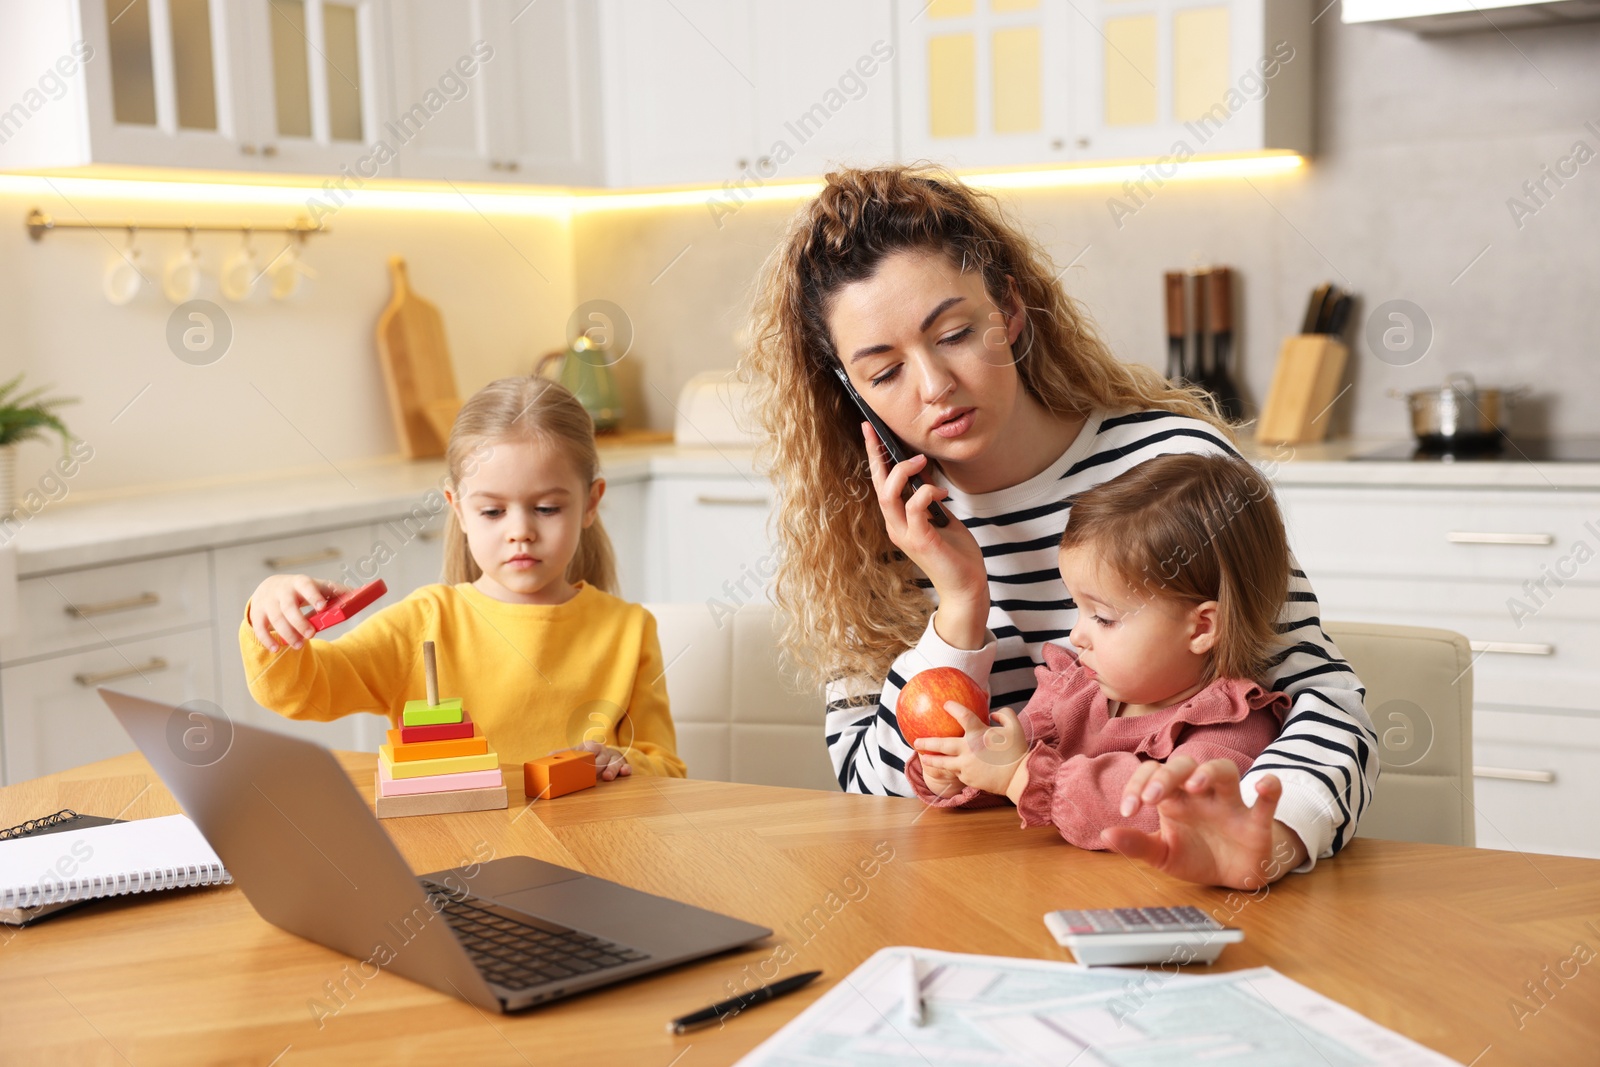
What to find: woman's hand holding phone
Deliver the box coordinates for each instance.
[862,421,991,650]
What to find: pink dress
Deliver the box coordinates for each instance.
[906,641,1291,849]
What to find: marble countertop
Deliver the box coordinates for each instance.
[13,436,1600,577]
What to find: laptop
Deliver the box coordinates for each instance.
[100,688,771,1013]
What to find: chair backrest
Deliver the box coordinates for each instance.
[644,602,838,791]
[1324,621,1475,847]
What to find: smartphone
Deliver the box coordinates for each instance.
[831,364,950,528]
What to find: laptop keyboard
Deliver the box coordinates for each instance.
[420,880,650,991]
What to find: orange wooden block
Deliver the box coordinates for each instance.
[523,751,597,801]
[384,728,487,762]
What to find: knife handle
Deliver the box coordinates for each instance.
[1164,272,1186,339]
[1193,269,1211,339]
[1209,267,1233,335]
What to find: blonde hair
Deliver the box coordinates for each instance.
[739,164,1236,687]
[442,376,617,594]
[1058,453,1289,685]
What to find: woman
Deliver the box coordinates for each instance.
[741,166,1377,890]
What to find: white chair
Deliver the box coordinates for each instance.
[1325,621,1476,847]
[644,602,838,791]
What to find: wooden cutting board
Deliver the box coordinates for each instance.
[1255,334,1349,445]
[375,255,460,459]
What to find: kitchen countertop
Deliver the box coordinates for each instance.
[11,436,1600,578]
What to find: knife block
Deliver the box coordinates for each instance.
[1255,335,1349,445]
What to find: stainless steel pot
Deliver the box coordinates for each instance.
[1388,373,1528,449]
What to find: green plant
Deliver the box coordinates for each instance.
[0,374,76,450]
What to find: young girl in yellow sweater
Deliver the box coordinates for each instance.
[239,377,685,780]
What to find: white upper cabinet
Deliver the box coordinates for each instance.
[750,3,898,180]
[231,0,399,176]
[0,0,249,171]
[896,0,1076,170]
[896,0,1312,172]
[1069,0,1311,162]
[597,0,897,189]
[386,0,604,184]
[0,0,1313,183]
[597,0,756,188]
[0,0,397,176]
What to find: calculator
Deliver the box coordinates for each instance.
[1043,906,1244,966]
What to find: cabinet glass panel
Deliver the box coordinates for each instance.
[991,26,1040,134]
[323,2,364,142]
[990,0,1039,9]
[106,0,158,126]
[169,0,219,130]
[928,33,976,138]
[269,0,313,138]
[1173,6,1230,123]
[927,0,976,17]
[1102,15,1157,127]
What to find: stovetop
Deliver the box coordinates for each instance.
[1352,438,1600,463]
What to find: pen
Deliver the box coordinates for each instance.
[904,951,924,1027]
[667,970,823,1034]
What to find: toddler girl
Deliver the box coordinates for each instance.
[240,376,685,779]
[908,452,1290,847]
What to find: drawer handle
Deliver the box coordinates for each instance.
[1469,640,1554,656]
[264,547,343,569]
[695,495,770,507]
[417,528,444,542]
[1446,531,1554,546]
[65,592,160,619]
[1473,765,1556,784]
[73,657,170,687]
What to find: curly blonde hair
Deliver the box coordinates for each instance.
[442,376,617,595]
[739,164,1235,688]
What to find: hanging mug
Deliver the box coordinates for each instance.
[219,232,264,303]
[103,228,145,306]
[163,230,203,304]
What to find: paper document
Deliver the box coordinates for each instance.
[735,947,1462,1066]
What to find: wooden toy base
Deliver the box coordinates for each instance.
[373,772,508,819]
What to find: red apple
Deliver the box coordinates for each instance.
[896,667,990,745]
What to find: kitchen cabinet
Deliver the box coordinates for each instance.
[749,2,898,181]
[386,0,604,184]
[596,0,755,188]
[1473,707,1600,859]
[1,627,216,784]
[652,476,775,605]
[230,0,399,176]
[1276,484,1600,859]
[598,477,650,603]
[0,0,398,175]
[895,0,1075,169]
[896,0,1312,172]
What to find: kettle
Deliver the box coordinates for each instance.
[536,333,623,431]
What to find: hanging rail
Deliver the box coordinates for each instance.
[26,208,328,242]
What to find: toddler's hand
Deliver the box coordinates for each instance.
[248,574,348,652]
[913,703,1029,797]
[573,740,632,781]
[915,752,964,799]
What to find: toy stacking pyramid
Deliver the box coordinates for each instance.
[374,641,508,818]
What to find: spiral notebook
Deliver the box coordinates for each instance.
[0,810,231,925]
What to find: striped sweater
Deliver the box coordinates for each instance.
[824,408,1379,871]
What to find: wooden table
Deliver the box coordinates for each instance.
[3,752,1597,1065]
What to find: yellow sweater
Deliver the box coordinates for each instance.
[238,581,685,777]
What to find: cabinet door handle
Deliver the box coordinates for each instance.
[695,495,770,507]
[1447,531,1554,545]
[264,547,343,569]
[74,657,170,687]
[1473,765,1556,783]
[65,592,160,618]
[418,528,444,542]
[1469,640,1554,656]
